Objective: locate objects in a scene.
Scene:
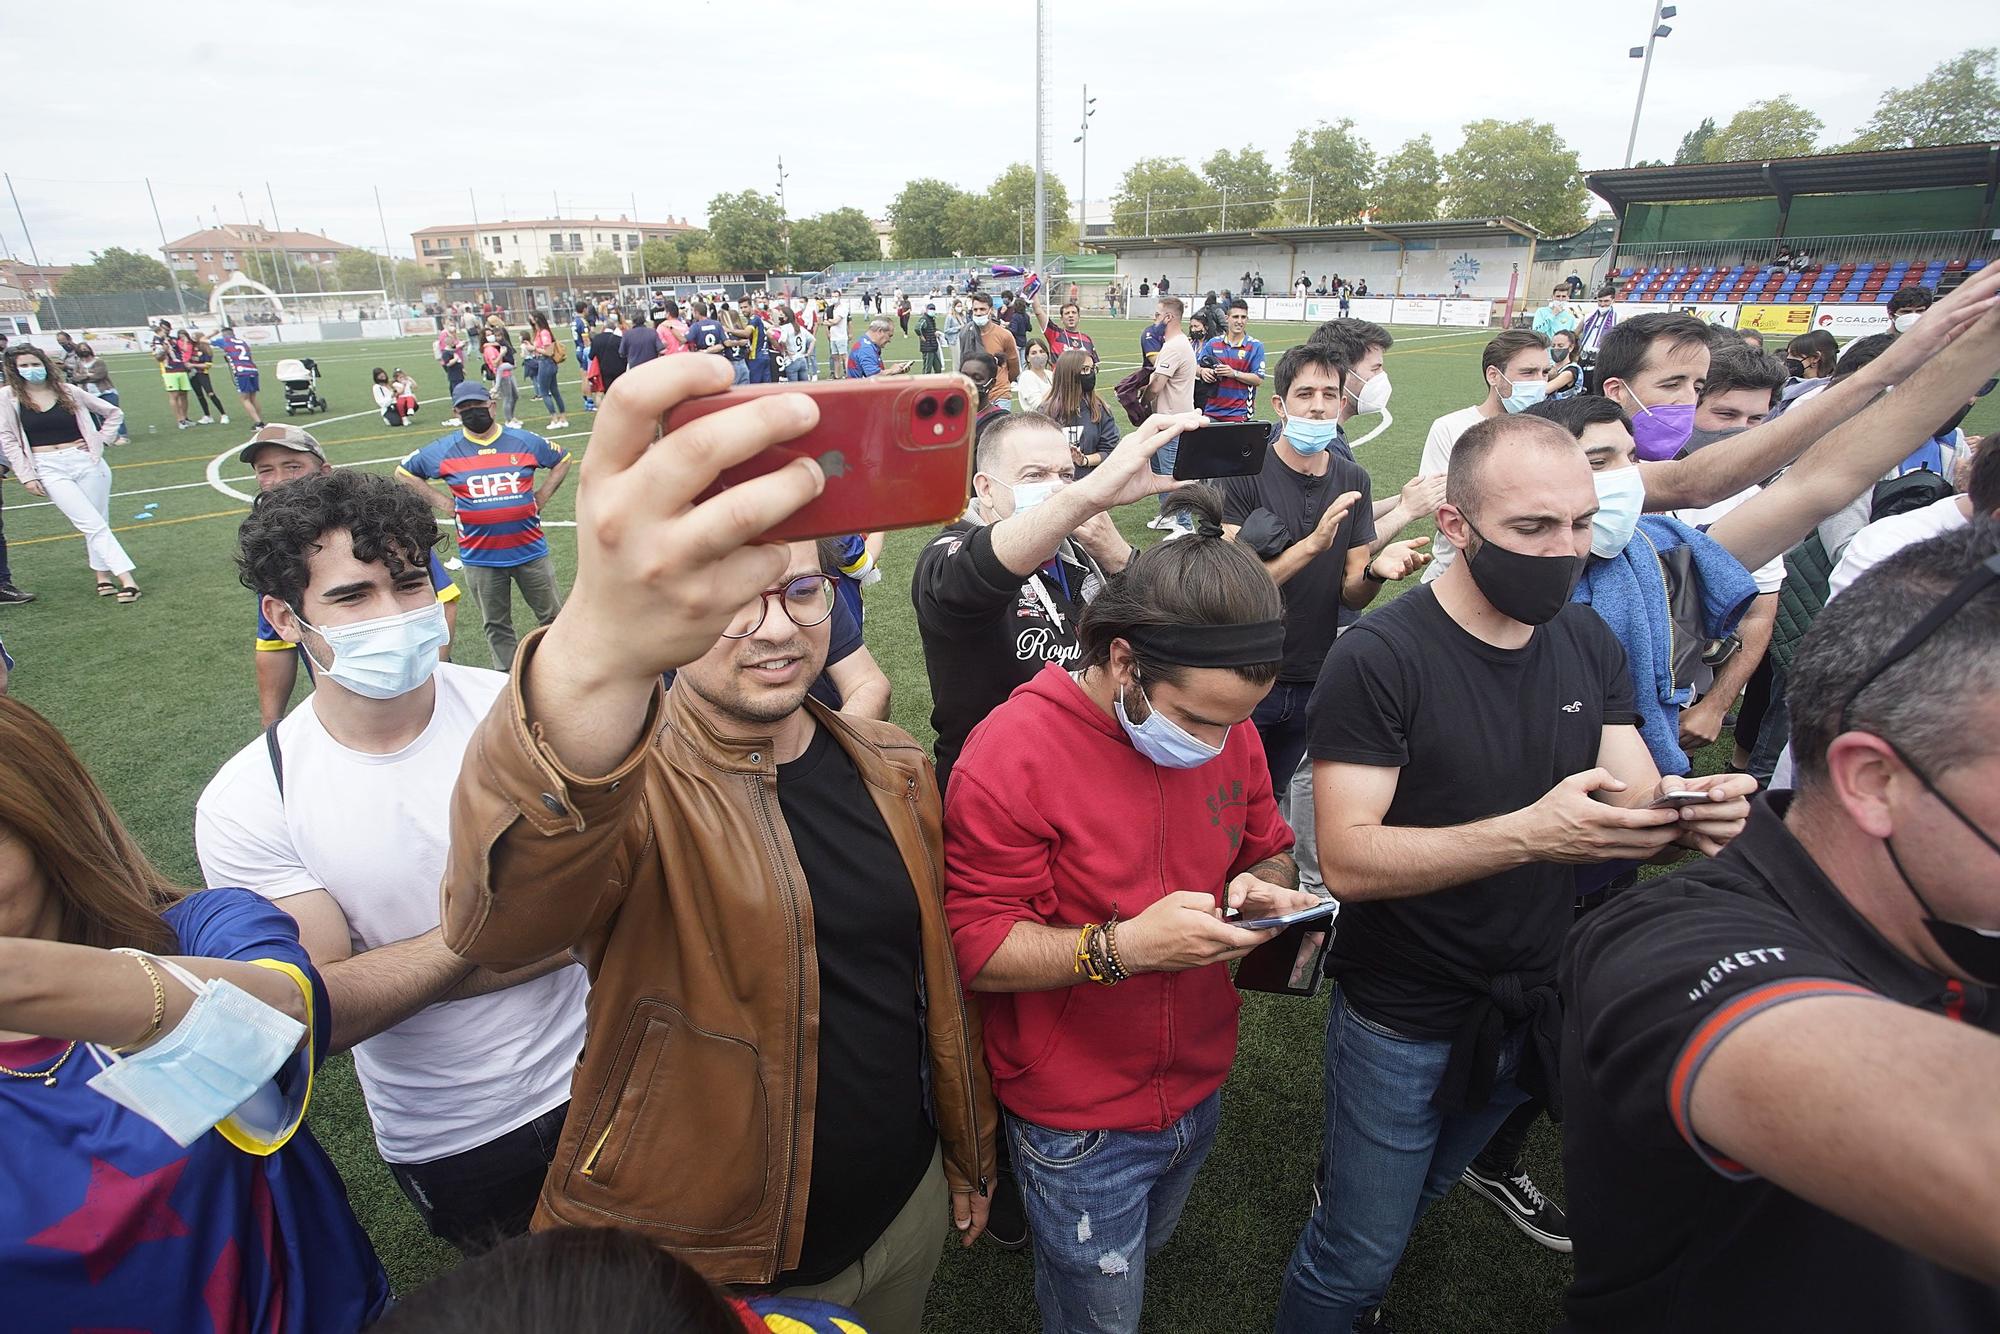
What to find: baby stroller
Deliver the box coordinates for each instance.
[275,358,328,415]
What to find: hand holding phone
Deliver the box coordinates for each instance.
[1172,419,1272,480]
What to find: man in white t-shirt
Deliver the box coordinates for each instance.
[1830,444,1995,601]
[1419,329,1553,582]
[828,297,850,379]
[196,467,587,1254]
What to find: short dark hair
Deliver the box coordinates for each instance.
[1831,332,1892,380]
[1971,442,2000,516]
[960,350,999,382]
[1225,297,1248,314]
[1785,329,1839,374]
[1077,486,1283,688]
[1886,284,1934,316]
[1305,318,1392,370]
[971,291,994,309]
[371,1226,742,1334]
[1272,342,1348,399]
[1525,394,1631,438]
[1787,522,2000,790]
[1596,312,1710,392]
[1700,342,1788,408]
[1481,329,1550,380]
[1444,414,1584,518]
[236,469,439,610]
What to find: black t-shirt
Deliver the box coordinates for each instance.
[1559,794,2000,1333]
[19,398,84,449]
[588,330,627,384]
[911,518,1105,792]
[1307,587,1636,1036]
[775,724,935,1285]
[1218,442,1375,683]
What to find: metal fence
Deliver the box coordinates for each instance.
[1611,229,1996,275]
[34,288,208,329]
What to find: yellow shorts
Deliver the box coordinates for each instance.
[160,372,191,392]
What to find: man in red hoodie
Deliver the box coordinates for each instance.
[944,488,1323,1334]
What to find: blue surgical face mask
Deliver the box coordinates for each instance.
[86,955,307,1148]
[972,313,991,327]
[294,600,449,699]
[1116,679,1224,769]
[982,474,1060,518]
[19,363,48,384]
[1590,465,1648,558]
[1281,414,1341,455]
[1499,374,1547,414]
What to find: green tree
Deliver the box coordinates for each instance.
[392,259,432,297]
[705,190,786,271]
[965,163,1074,255]
[1110,157,1213,236]
[1702,97,1823,161]
[1284,119,1374,224]
[787,217,841,273]
[639,236,679,273]
[579,248,621,275]
[666,228,715,272]
[1201,149,1282,228]
[814,208,883,263]
[1847,47,2000,149]
[1441,118,1588,236]
[334,249,392,291]
[56,246,172,295]
[889,178,974,259]
[1371,135,1441,222]
[1674,117,1717,164]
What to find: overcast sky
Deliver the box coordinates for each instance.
[1,0,1986,265]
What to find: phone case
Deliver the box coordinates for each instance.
[1173,420,1273,480]
[665,374,977,543]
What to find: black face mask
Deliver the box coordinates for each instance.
[1681,424,1749,455]
[1461,520,1583,625]
[459,406,495,434]
[1884,763,2000,987]
[1784,356,1807,378]
[1078,373,1097,393]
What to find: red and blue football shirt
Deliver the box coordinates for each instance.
[1200,335,1265,420]
[399,427,568,569]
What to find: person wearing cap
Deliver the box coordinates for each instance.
[943,484,1316,1334]
[396,382,571,672]
[241,424,460,727]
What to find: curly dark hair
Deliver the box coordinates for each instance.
[236,468,439,609]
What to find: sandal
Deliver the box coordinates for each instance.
[96,580,117,597]
[115,586,142,604]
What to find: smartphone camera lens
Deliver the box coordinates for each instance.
[916,396,939,419]
[942,394,966,418]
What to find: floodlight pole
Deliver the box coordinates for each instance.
[143,177,191,327]
[776,158,792,274]
[1623,2,1676,168]
[1033,0,1047,283]
[372,186,394,302]
[5,172,65,331]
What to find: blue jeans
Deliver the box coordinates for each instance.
[529,358,566,414]
[731,358,750,384]
[783,359,812,382]
[1273,987,1528,1331]
[1008,1091,1221,1334]
[1250,680,1313,802]
[1150,436,1180,512]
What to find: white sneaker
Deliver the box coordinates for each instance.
[177,420,192,429]
[444,416,460,426]
[506,419,524,428]
[1145,514,1172,530]
[196,415,213,425]
[219,413,230,424]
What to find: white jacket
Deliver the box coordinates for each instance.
[0,385,126,483]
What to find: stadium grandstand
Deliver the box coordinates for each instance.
[1583,140,1998,314]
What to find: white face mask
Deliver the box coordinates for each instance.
[293,600,449,699]
[981,474,1060,518]
[1893,311,1923,333]
[1347,368,1392,416]
[1589,465,1648,558]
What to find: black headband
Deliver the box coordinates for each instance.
[1123,620,1285,668]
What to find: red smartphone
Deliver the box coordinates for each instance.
[666,374,977,542]
[1173,420,1273,480]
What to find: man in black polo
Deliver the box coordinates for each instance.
[911,410,1194,794]
[1218,342,1432,802]
[1558,522,2000,1334]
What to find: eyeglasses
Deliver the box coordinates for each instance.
[1838,551,2000,735]
[722,573,838,640]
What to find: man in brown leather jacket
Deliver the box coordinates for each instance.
[439,352,997,1334]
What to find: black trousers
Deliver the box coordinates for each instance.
[387,1102,569,1255]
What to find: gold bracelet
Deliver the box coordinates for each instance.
[110,948,166,1053]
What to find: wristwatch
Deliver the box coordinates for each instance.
[1362,559,1389,584]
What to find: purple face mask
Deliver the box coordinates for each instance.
[1623,391,1696,461]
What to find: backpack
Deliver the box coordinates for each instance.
[1114,365,1153,427]
[1656,541,1738,693]
[1870,468,1954,523]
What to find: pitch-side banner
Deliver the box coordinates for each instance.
[1391,298,1443,325]
[1439,300,1492,328]
[1348,297,1397,323]
[1813,306,1892,338]
[1615,302,1740,328]
[1737,304,1817,335]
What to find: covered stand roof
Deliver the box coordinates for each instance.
[1092,217,1538,252]
[1586,141,2000,215]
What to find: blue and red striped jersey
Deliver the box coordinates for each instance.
[399,428,568,569]
[1200,335,1265,420]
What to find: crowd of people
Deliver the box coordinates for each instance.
[0,253,1997,1334]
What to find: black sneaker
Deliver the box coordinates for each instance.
[1353,1306,1398,1332]
[1461,1162,1571,1252]
[0,582,34,605]
[983,1171,1030,1250]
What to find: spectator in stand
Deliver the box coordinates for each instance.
[943,488,1319,1334]
[525,313,569,429]
[1013,337,1052,413]
[1534,286,1579,340]
[149,319,193,429]
[209,325,266,428]
[187,333,229,425]
[0,696,390,1332]
[588,315,628,394]
[1044,349,1120,478]
[962,293,1021,405]
[1198,297,1266,421]
[398,382,571,671]
[0,343,138,602]
[1418,330,1554,583]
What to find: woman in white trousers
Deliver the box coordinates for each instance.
[0,343,139,601]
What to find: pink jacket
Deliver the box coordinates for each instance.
[0,386,125,483]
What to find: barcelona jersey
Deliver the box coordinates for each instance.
[399,428,568,569]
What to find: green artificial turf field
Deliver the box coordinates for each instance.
[7,316,1986,1331]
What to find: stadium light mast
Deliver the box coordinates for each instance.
[6,174,67,331]
[1033,0,1048,280]
[1073,86,1097,248]
[777,157,792,272]
[1622,3,1678,168]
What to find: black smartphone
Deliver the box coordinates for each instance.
[1172,420,1272,480]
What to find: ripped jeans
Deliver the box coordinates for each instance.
[1006,1090,1221,1334]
